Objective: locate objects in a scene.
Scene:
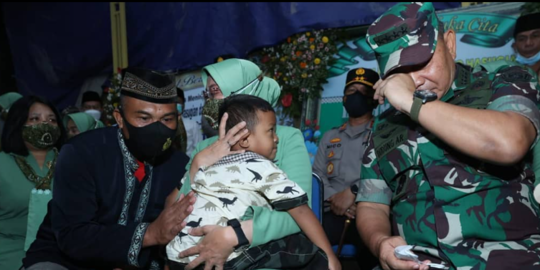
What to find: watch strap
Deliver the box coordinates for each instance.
[227,219,249,250]
[410,97,423,122]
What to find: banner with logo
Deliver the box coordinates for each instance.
[317,12,517,135]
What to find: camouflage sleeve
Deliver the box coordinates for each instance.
[356,135,392,205]
[488,65,540,148]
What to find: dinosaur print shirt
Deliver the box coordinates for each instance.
[166,151,308,263]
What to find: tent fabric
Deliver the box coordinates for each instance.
[2,2,460,109]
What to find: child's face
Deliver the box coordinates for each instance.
[249,110,279,160]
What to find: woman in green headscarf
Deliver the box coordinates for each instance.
[63,112,105,138]
[175,59,313,269]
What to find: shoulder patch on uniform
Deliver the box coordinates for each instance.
[330,138,341,143]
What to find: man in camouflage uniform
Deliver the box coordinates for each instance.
[313,67,379,269]
[355,2,540,270]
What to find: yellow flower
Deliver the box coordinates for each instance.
[293,41,297,45]
[280,57,286,62]
[310,45,315,50]
[314,58,321,65]
[306,32,311,37]
[301,73,308,78]
[217,57,224,62]
[322,36,329,43]
[284,77,288,81]
[113,102,119,108]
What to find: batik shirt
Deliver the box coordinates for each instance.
[357,63,540,270]
[167,151,308,263]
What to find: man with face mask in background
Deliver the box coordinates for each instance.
[513,12,540,79]
[312,67,380,269]
[23,67,195,270]
[81,91,104,121]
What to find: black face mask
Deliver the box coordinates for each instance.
[121,116,177,162]
[343,91,373,118]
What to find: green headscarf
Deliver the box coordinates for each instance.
[0,92,23,112]
[63,112,105,134]
[201,59,281,107]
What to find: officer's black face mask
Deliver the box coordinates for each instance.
[343,91,373,118]
[120,110,177,161]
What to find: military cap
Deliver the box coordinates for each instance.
[344,67,380,90]
[366,2,443,79]
[514,12,540,37]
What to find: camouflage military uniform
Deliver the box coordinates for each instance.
[357,3,540,269]
[358,62,540,270]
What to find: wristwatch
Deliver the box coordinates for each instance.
[410,90,437,122]
[350,184,359,196]
[227,219,249,250]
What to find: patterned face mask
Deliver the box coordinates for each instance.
[22,123,61,149]
[202,98,225,130]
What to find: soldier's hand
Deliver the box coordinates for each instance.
[373,73,416,113]
[144,192,196,247]
[328,189,356,216]
[378,236,430,270]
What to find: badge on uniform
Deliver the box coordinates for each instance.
[327,151,334,158]
[327,162,334,175]
[330,138,341,143]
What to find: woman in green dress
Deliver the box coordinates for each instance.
[0,96,66,270]
[173,59,315,270]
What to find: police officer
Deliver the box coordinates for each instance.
[312,67,379,269]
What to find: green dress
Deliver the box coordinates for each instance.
[0,150,56,270]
